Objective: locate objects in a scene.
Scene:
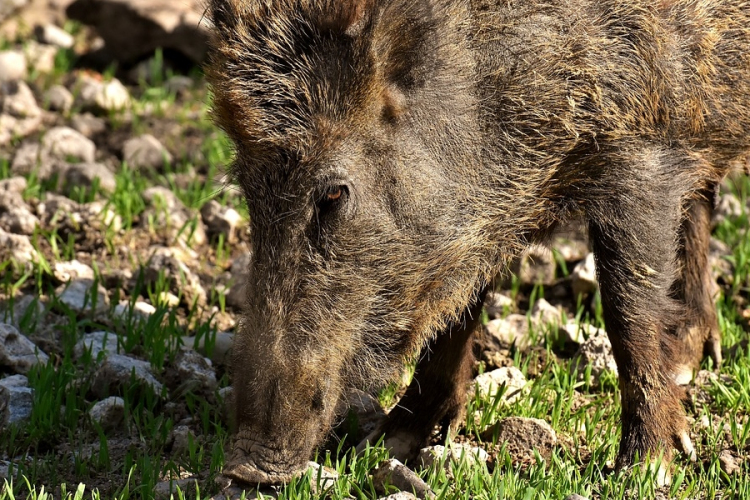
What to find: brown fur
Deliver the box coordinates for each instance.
[205,0,750,483]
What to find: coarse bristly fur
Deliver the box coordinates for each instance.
[205,0,750,485]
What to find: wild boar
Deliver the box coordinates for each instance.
[205,0,750,484]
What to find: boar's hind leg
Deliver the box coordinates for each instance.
[586,148,697,470]
[365,289,487,461]
[672,189,722,382]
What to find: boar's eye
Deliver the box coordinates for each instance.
[316,184,350,214]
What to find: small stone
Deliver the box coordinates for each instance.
[342,388,386,439]
[171,425,195,454]
[173,349,217,392]
[95,78,130,111]
[472,366,527,403]
[481,417,557,461]
[0,323,49,374]
[0,50,26,82]
[55,279,110,315]
[200,200,243,243]
[564,495,590,500]
[0,0,29,21]
[571,253,597,296]
[0,81,42,145]
[0,177,26,194]
[2,81,39,118]
[113,301,156,323]
[92,354,164,398]
[53,260,95,283]
[572,327,617,387]
[41,126,96,164]
[713,193,743,223]
[0,374,33,427]
[11,143,44,176]
[165,75,194,95]
[144,251,207,306]
[23,41,57,73]
[484,291,513,319]
[185,330,233,366]
[0,227,38,266]
[485,314,531,349]
[88,396,125,431]
[306,461,339,493]
[123,134,172,170]
[154,478,198,499]
[62,162,117,193]
[719,450,739,475]
[0,203,39,235]
[553,236,589,263]
[530,298,563,326]
[378,493,417,500]
[517,245,556,285]
[372,459,434,499]
[45,85,74,113]
[71,113,107,138]
[73,331,120,360]
[35,24,75,48]
[417,443,488,471]
[156,292,180,307]
[558,322,601,346]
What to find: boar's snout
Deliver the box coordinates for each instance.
[225,330,343,485]
[224,434,306,484]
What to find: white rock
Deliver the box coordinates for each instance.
[35,24,75,49]
[92,354,163,397]
[530,298,563,326]
[95,78,130,111]
[63,162,117,193]
[74,331,120,360]
[0,204,39,235]
[53,260,95,283]
[0,227,38,266]
[123,134,172,169]
[113,301,156,323]
[518,244,556,285]
[55,278,109,315]
[472,366,527,403]
[88,396,125,431]
[0,374,33,427]
[418,443,488,471]
[41,126,96,164]
[0,323,49,373]
[0,81,42,145]
[480,416,557,460]
[0,50,26,82]
[22,41,57,73]
[0,177,26,194]
[484,291,514,319]
[372,459,433,499]
[200,200,243,243]
[485,314,531,349]
[45,84,74,113]
[572,327,618,387]
[571,253,597,296]
[173,349,217,392]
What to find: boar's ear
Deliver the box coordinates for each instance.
[320,0,377,36]
[206,0,252,32]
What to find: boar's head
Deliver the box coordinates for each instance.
[206,0,500,484]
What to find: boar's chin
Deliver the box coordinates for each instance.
[223,434,310,485]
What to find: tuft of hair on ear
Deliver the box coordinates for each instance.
[320,0,377,36]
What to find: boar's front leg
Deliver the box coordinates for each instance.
[361,288,488,461]
[586,146,698,472]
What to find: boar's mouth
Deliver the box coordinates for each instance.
[223,435,310,485]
